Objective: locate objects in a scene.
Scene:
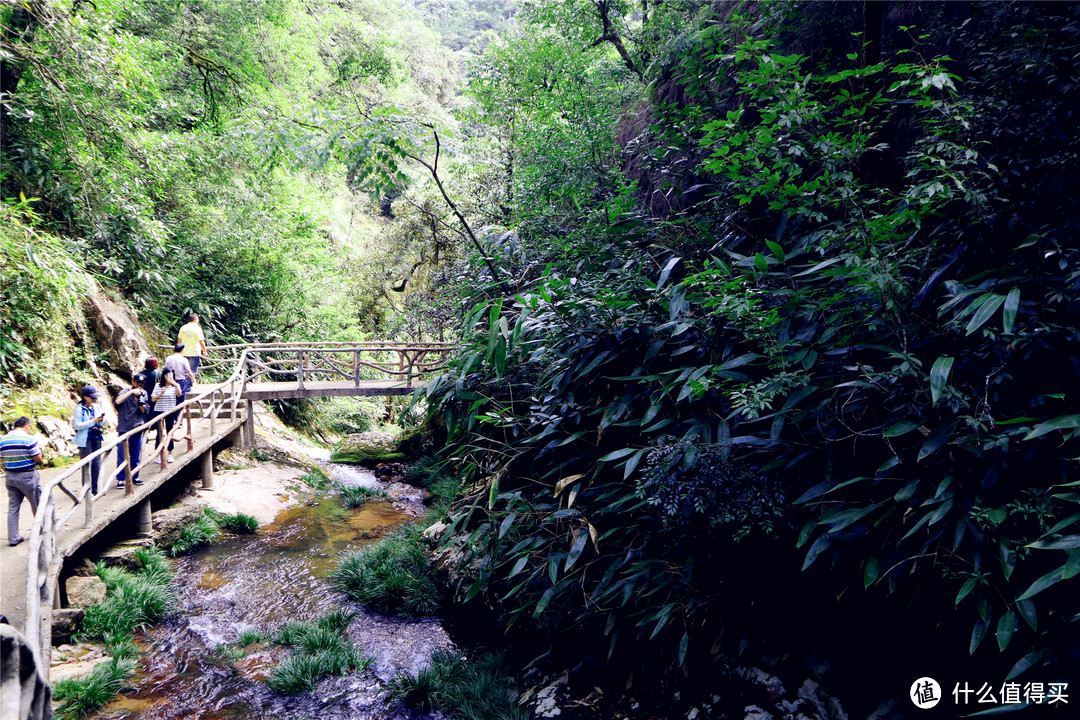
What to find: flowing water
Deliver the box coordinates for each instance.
[97,464,450,720]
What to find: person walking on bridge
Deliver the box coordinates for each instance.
[114,373,149,488]
[73,386,105,495]
[177,312,208,377]
[165,343,196,403]
[3,416,43,546]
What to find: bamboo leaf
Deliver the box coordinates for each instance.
[1005,650,1045,681]
[930,356,954,405]
[966,294,1006,335]
[1002,288,1020,334]
[565,531,590,571]
[996,610,1017,651]
[1024,414,1080,441]
[1017,566,1065,601]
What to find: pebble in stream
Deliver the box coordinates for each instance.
[98,466,452,720]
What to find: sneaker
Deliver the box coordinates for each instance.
[133,479,143,485]
[167,454,175,463]
[117,482,124,489]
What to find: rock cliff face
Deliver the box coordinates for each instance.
[82,286,154,380]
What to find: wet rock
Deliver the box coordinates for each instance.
[422,521,448,541]
[346,613,453,683]
[51,609,84,646]
[744,705,773,720]
[736,666,787,699]
[332,432,404,464]
[798,679,829,719]
[49,643,110,684]
[98,538,155,569]
[152,504,206,548]
[83,286,152,380]
[65,576,106,608]
[826,694,848,720]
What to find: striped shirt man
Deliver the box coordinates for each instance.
[1,429,40,474]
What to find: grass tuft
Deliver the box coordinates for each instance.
[300,468,331,490]
[266,608,370,695]
[168,509,224,556]
[388,650,527,720]
[54,657,136,720]
[79,551,175,645]
[338,483,388,508]
[220,512,259,534]
[329,527,441,617]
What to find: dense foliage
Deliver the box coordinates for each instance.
[426,0,1080,693]
[1,0,465,391]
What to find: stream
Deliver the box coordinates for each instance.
[96,462,451,720]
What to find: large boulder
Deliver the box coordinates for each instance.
[35,416,77,460]
[151,505,206,549]
[395,416,446,460]
[97,538,155,570]
[51,609,84,646]
[331,431,405,464]
[82,286,153,379]
[65,576,106,608]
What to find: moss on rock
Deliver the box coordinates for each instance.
[331,431,405,464]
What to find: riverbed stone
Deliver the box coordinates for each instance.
[736,666,787,699]
[51,609,84,646]
[152,504,206,548]
[98,538,156,569]
[65,576,106,608]
[49,643,110,684]
[331,431,404,464]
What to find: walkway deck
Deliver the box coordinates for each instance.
[240,379,418,400]
[0,412,243,634]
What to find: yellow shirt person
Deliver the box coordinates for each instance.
[177,312,208,376]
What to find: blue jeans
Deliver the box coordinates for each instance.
[116,431,142,484]
[186,355,201,376]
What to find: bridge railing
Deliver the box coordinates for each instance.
[22,348,251,664]
[208,342,455,388]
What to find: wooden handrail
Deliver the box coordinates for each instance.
[23,348,252,663]
[23,341,459,665]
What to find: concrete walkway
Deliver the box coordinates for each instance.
[0,410,244,635]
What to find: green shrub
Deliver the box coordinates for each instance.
[168,509,223,557]
[267,609,369,695]
[300,468,331,490]
[220,513,259,534]
[329,528,441,617]
[78,553,175,644]
[239,628,267,646]
[338,483,388,508]
[54,657,136,720]
[404,456,452,490]
[389,650,526,720]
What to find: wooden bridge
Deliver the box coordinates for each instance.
[0,342,453,681]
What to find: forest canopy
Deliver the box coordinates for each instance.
[2,0,1079,711]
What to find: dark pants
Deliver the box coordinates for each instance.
[116,431,142,484]
[146,410,161,446]
[80,437,102,494]
[161,411,177,452]
[186,355,201,376]
[6,470,40,544]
